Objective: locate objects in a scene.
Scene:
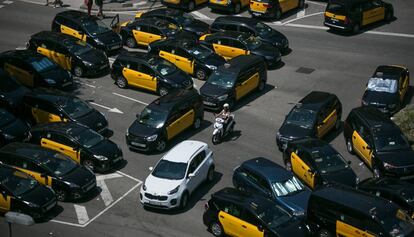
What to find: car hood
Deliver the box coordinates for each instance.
[39,67,72,85]
[200,82,231,97]
[88,139,122,160]
[128,119,159,138]
[270,219,309,237]
[72,110,107,132]
[163,69,193,88]
[377,150,414,167]
[170,30,197,41]
[277,190,311,215]
[0,86,28,109]
[259,31,287,44]
[20,184,56,207]
[145,174,182,195]
[78,49,108,65]
[252,42,281,58]
[362,91,398,106]
[321,167,357,187]
[1,118,30,139]
[61,166,96,188]
[183,20,209,35]
[199,54,226,68]
[94,31,122,45]
[278,123,314,140]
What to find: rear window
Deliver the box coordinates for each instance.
[326,2,348,15]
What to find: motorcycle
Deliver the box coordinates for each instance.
[212,114,235,145]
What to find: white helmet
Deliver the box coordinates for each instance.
[223,103,230,108]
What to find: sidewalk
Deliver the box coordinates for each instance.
[79,0,163,12]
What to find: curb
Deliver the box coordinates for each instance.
[79,2,163,11]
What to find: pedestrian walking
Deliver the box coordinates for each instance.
[45,0,49,6]
[85,0,93,16]
[52,0,63,8]
[95,0,104,18]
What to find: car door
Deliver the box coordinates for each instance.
[218,202,244,237]
[240,210,265,237]
[60,18,87,42]
[228,39,249,59]
[121,61,142,87]
[138,64,157,92]
[317,102,337,138]
[36,40,54,59]
[132,24,150,46]
[211,38,233,60]
[185,155,203,193]
[158,45,177,67]
[0,186,11,212]
[194,150,208,181]
[352,124,373,167]
[31,99,64,123]
[174,48,194,75]
[235,70,259,101]
[166,111,182,140]
[51,43,72,71]
[40,133,81,163]
[278,0,290,13]
[146,26,164,44]
[291,149,315,188]
[3,58,35,87]
[245,170,272,198]
[178,104,195,132]
[362,1,376,26]
[371,0,385,23]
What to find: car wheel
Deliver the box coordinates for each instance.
[212,132,221,145]
[188,1,195,11]
[196,68,207,80]
[346,138,354,154]
[155,138,166,152]
[210,221,224,237]
[373,165,382,179]
[126,37,136,48]
[180,191,189,209]
[73,65,83,77]
[193,117,202,130]
[82,159,95,172]
[285,159,292,171]
[207,166,214,182]
[352,23,360,34]
[258,80,265,91]
[56,189,67,202]
[116,76,128,89]
[385,10,393,22]
[318,229,333,237]
[275,9,282,20]
[234,3,241,14]
[159,87,169,96]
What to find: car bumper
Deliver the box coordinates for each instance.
[208,3,233,12]
[201,98,225,112]
[140,189,180,209]
[95,156,124,173]
[324,20,351,31]
[126,135,157,152]
[249,9,277,18]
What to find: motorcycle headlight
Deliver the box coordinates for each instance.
[146,134,158,142]
[168,185,180,195]
[217,94,228,101]
[3,133,15,140]
[45,78,56,85]
[93,155,108,161]
[206,65,217,70]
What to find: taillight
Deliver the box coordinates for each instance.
[204,202,209,211]
[263,3,272,8]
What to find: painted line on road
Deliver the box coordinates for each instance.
[3,0,13,4]
[112,92,149,106]
[96,173,123,181]
[282,12,324,25]
[17,0,43,5]
[108,57,116,63]
[116,171,142,183]
[283,23,328,30]
[97,180,114,206]
[15,47,27,50]
[306,0,326,7]
[191,10,211,20]
[90,102,123,114]
[74,205,89,225]
[0,4,4,7]
[75,80,96,88]
[134,1,146,6]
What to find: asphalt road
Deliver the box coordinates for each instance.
[1,1,414,236]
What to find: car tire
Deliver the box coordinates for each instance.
[180,191,189,209]
[196,68,207,80]
[318,229,333,237]
[385,10,393,22]
[234,3,241,14]
[193,117,202,130]
[346,138,354,154]
[275,9,282,20]
[159,87,169,96]
[352,23,360,34]
[126,37,136,48]
[207,166,215,182]
[212,132,221,145]
[73,65,84,77]
[210,221,224,237]
[258,80,265,91]
[155,138,167,152]
[116,76,128,89]
[188,1,195,11]
[56,189,67,202]
[82,159,95,172]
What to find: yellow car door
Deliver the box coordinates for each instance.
[40,138,81,163]
[37,46,53,59]
[16,164,52,186]
[238,220,263,237]
[174,53,194,75]
[51,50,71,71]
[60,25,87,42]
[352,130,373,167]
[3,62,34,87]
[218,211,241,236]
[31,108,63,123]
[362,4,376,26]
[179,109,195,131]
[212,42,232,60]
[336,220,375,237]
[132,26,149,46]
[317,109,337,138]
[138,65,158,92]
[166,114,182,140]
[159,50,176,65]
[399,75,409,102]
[235,72,259,100]
[0,193,11,212]
[278,0,289,13]
[372,5,385,23]
[291,152,315,188]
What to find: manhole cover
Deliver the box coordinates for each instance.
[296,67,315,74]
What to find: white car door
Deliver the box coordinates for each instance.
[185,156,203,194]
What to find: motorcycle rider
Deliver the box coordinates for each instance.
[216,103,231,126]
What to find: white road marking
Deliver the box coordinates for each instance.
[112,92,149,106]
[97,180,114,207]
[296,9,305,18]
[0,4,4,8]
[134,1,146,6]
[284,23,328,30]
[282,12,324,25]
[74,205,89,225]
[116,171,141,183]
[89,102,124,114]
[96,173,123,181]
[15,47,27,50]
[191,11,211,20]
[3,0,13,4]
[273,21,282,25]
[75,80,96,88]
[306,0,327,7]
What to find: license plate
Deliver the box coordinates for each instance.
[203,101,216,106]
[148,200,161,206]
[253,12,262,16]
[131,142,146,147]
[100,64,108,70]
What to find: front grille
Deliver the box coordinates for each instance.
[42,199,56,212]
[82,179,96,192]
[145,193,168,201]
[201,94,216,102]
[106,42,122,51]
[128,133,146,143]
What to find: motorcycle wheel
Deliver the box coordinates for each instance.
[212,133,221,145]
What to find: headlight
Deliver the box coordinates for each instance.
[45,78,56,85]
[383,162,396,170]
[206,65,217,70]
[93,155,108,161]
[292,210,305,216]
[146,134,158,142]
[276,131,281,139]
[126,129,129,137]
[23,201,39,208]
[64,181,79,188]
[3,133,15,140]
[168,185,180,195]
[142,184,147,191]
[83,61,93,67]
[217,94,228,101]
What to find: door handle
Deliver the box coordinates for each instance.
[160,53,164,56]
[353,136,356,139]
[219,215,224,219]
[59,148,64,151]
[41,141,46,144]
[176,59,180,61]
[138,74,142,76]
[241,225,247,228]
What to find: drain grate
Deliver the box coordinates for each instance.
[296,67,315,74]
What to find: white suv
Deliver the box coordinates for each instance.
[140,140,215,210]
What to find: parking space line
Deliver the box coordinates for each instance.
[282,12,324,25]
[0,4,4,8]
[191,11,211,20]
[75,80,96,88]
[365,31,414,38]
[116,171,142,183]
[3,0,13,4]
[97,180,114,206]
[306,0,327,7]
[284,23,328,30]
[74,205,89,225]
[96,173,123,181]
[112,92,149,106]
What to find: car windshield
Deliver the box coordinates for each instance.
[374,128,410,152]
[240,35,262,49]
[41,153,77,177]
[254,22,273,37]
[271,176,305,197]
[71,128,104,148]
[58,97,93,119]
[139,107,167,128]
[0,76,21,92]
[174,13,194,25]
[256,204,292,229]
[30,57,57,73]
[148,57,176,76]
[0,110,14,127]
[63,39,92,56]
[312,149,348,173]
[82,19,111,36]
[367,77,398,93]
[326,3,347,15]
[1,171,38,196]
[186,45,213,60]
[152,160,187,180]
[207,71,236,88]
[385,209,414,237]
[286,108,317,129]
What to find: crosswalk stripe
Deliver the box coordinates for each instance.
[97,180,114,207]
[74,205,89,225]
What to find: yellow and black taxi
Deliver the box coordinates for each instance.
[0,164,57,221]
[126,89,204,153]
[111,52,193,95]
[0,143,96,201]
[208,0,249,14]
[199,31,281,67]
[358,177,414,219]
[120,18,196,49]
[0,69,29,113]
[149,39,226,80]
[51,10,123,54]
[276,91,342,151]
[210,16,289,53]
[29,122,123,173]
[199,55,267,111]
[249,0,304,19]
[362,65,410,115]
[0,50,73,89]
[0,108,31,147]
[203,187,310,237]
[28,31,110,78]
[344,106,414,179]
[161,0,207,11]
[135,8,210,37]
[22,88,108,134]
[283,138,357,189]
[307,184,414,237]
[324,0,394,34]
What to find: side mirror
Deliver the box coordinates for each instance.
[347,160,352,165]
[148,166,153,171]
[136,113,140,119]
[257,225,264,232]
[188,173,195,178]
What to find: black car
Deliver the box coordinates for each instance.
[29,122,123,173]
[52,10,123,54]
[126,89,204,153]
[149,38,226,80]
[199,31,281,67]
[120,18,196,49]
[23,88,108,133]
[203,188,310,237]
[0,143,96,201]
[28,31,110,77]
[200,55,267,111]
[210,16,289,53]
[344,106,414,179]
[0,50,73,89]
[0,69,29,113]
[308,184,414,237]
[0,109,31,147]
[233,157,311,217]
[362,65,410,115]
[135,8,210,37]
[0,164,57,221]
[276,91,342,151]
[358,177,414,219]
[283,138,358,189]
[111,52,193,95]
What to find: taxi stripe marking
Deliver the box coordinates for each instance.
[97,180,114,206]
[74,205,89,225]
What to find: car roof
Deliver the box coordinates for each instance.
[117,51,153,63]
[56,10,98,24]
[351,106,395,128]
[216,55,263,74]
[0,142,58,163]
[214,16,260,26]
[162,140,207,163]
[296,91,336,111]
[31,31,76,43]
[144,8,183,17]
[31,121,86,134]
[148,89,198,112]
[375,65,406,79]
[131,18,172,27]
[25,88,74,104]
[241,157,291,182]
